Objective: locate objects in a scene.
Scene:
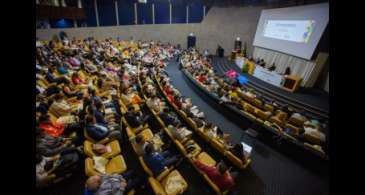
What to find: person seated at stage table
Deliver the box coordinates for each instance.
[143,143,181,176]
[193,160,236,191]
[284,66,291,75]
[85,171,146,195]
[125,105,150,128]
[268,63,276,71]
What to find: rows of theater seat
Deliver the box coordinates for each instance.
[180,49,328,158]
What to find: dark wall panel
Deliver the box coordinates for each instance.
[137,3,152,24]
[172,3,186,23]
[154,2,169,24]
[98,0,116,26]
[83,0,97,27]
[118,0,135,25]
[188,2,203,23]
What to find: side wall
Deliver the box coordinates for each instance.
[36,5,265,56]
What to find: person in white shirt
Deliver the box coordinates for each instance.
[168,121,192,141]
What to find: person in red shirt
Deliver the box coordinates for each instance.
[71,72,84,85]
[38,114,65,137]
[163,85,173,96]
[197,73,207,83]
[193,160,235,191]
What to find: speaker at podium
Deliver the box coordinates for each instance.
[187,33,196,49]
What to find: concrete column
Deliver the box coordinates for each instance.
[169,3,172,24]
[152,3,155,24]
[134,3,138,24]
[186,5,189,24]
[94,0,100,27]
[115,0,119,26]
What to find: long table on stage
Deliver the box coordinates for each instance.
[252,65,284,87]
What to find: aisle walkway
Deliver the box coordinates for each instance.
[165,59,329,195]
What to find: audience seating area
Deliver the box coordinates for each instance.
[36,35,328,195]
[180,49,328,159]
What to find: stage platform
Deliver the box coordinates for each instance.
[211,56,329,120]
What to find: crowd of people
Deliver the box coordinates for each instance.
[36,36,181,193]
[180,48,328,155]
[36,36,241,193]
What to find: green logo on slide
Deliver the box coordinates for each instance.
[303,20,315,43]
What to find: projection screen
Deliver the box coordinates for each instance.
[253,3,329,60]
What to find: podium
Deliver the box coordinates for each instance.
[282,75,302,93]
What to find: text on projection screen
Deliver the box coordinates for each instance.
[263,20,315,43]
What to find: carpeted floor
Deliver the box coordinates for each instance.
[166,59,329,195]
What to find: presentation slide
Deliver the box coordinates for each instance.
[253,3,328,60]
[263,20,315,43]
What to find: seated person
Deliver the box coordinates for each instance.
[36,127,73,157]
[56,63,69,75]
[36,152,79,188]
[303,121,326,143]
[85,171,146,195]
[147,95,164,113]
[203,123,224,139]
[48,94,73,118]
[230,143,248,162]
[268,63,276,71]
[38,114,65,137]
[159,108,179,126]
[125,105,150,128]
[291,111,307,122]
[181,98,204,118]
[284,66,291,75]
[93,101,108,126]
[84,60,98,74]
[130,134,149,156]
[85,115,122,142]
[46,67,69,84]
[62,79,84,99]
[143,143,180,176]
[121,87,143,106]
[193,160,236,191]
[168,121,192,142]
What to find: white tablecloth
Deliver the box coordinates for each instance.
[253,65,283,87]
